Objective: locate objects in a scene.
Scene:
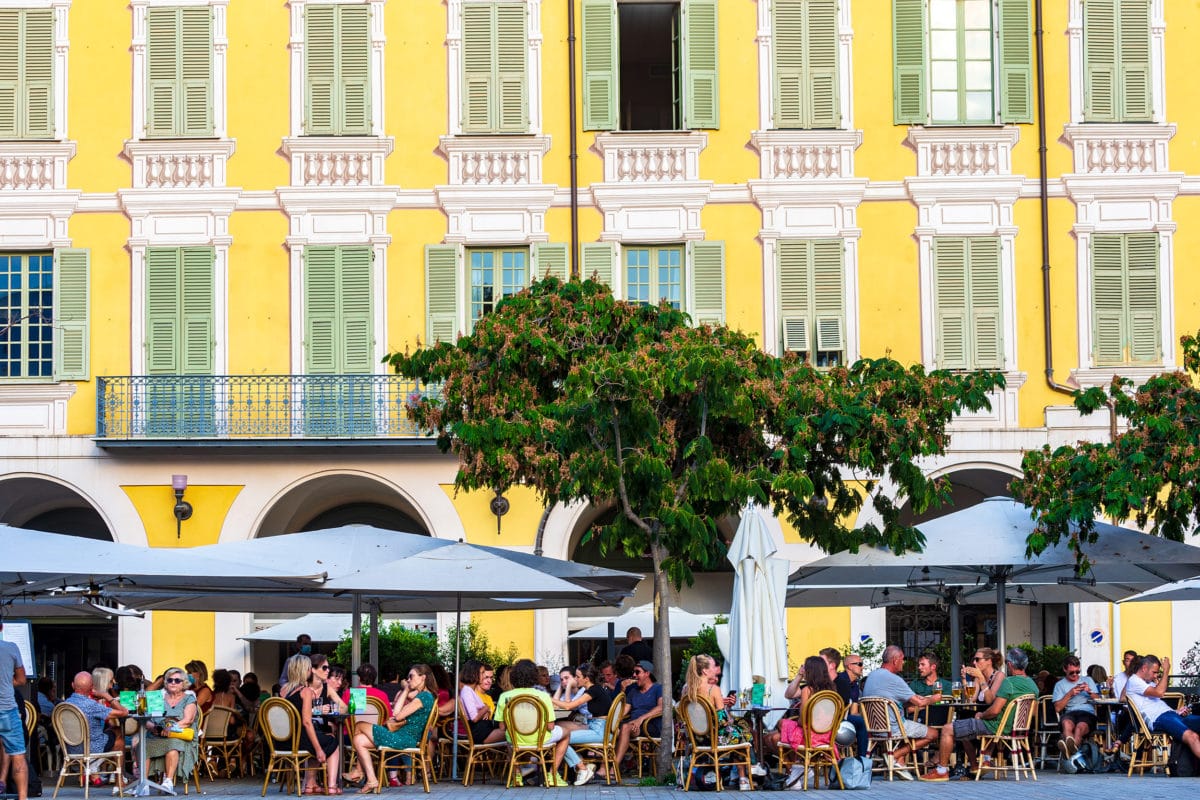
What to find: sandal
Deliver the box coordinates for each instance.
[302,787,321,795]
[357,784,378,795]
[325,789,343,795]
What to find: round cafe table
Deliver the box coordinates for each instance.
[126,714,175,796]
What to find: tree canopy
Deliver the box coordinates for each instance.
[1013,332,1200,568]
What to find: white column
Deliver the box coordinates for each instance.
[214,612,252,673]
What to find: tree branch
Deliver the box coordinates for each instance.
[611,405,653,536]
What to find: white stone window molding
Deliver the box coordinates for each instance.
[591,132,712,243]
[121,190,239,376]
[753,0,853,132]
[0,0,70,140]
[130,0,229,140]
[445,0,543,136]
[1066,0,1166,124]
[435,184,554,245]
[905,128,1025,428]
[281,203,392,375]
[288,0,386,139]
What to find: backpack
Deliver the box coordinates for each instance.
[832,756,872,789]
[1075,741,1106,774]
[1169,739,1200,777]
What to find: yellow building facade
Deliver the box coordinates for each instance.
[0,0,1196,681]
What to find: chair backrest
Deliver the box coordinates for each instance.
[364,695,389,727]
[859,696,898,738]
[604,693,626,748]
[1164,692,1186,711]
[802,690,844,747]
[52,702,89,754]
[503,694,548,749]
[1008,694,1036,738]
[415,696,439,746]
[1126,697,1156,738]
[1036,695,1058,729]
[259,697,301,753]
[23,700,37,737]
[205,704,235,739]
[678,696,716,752]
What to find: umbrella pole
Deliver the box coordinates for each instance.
[369,602,379,667]
[351,593,362,679]
[948,589,962,682]
[995,576,1007,657]
[451,594,462,782]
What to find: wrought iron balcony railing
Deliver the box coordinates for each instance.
[96,375,437,441]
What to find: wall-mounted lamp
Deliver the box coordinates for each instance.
[489,491,510,535]
[172,474,193,539]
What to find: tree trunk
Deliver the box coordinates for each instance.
[650,542,675,781]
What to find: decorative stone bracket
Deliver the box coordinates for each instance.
[124,139,237,190]
[280,137,394,188]
[438,135,551,186]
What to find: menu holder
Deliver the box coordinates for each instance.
[349,688,367,714]
[119,690,138,711]
[145,689,166,716]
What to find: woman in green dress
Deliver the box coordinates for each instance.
[350,663,435,792]
[144,666,200,794]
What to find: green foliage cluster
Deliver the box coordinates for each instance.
[332,622,438,681]
[680,616,727,676]
[840,637,886,672]
[1013,642,1074,679]
[436,619,520,673]
[1013,332,1200,568]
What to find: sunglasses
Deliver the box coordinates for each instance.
[314,665,329,672]
[846,662,862,667]
[1066,670,1081,676]
[632,670,644,676]
[165,677,184,684]
[973,656,986,662]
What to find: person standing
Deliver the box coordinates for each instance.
[0,622,29,800]
[618,628,653,664]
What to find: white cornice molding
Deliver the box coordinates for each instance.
[123,138,237,189]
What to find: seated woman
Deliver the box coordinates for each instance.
[184,660,214,713]
[778,656,837,787]
[552,663,612,785]
[351,664,436,793]
[144,667,201,794]
[210,669,245,734]
[91,666,126,769]
[678,654,752,791]
[457,660,505,745]
[340,663,392,785]
[280,654,341,795]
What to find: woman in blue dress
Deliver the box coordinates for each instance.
[350,663,435,792]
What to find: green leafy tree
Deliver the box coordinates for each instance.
[331,622,438,681]
[1013,332,1200,567]
[388,277,1003,773]
[437,619,520,672]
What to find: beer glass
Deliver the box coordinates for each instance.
[952,681,963,702]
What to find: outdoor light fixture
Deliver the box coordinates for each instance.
[489,490,510,535]
[1057,576,1097,587]
[1008,598,1039,607]
[906,577,945,589]
[172,474,193,539]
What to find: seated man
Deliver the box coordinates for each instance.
[63,671,129,758]
[605,660,662,780]
[862,645,940,779]
[922,647,1038,781]
[1124,654,1200,762]
[908,652,952,698]
[495,658,578,787]
[1052,655,1099,772]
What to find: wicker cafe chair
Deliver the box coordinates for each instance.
[258,697,316,797]
[454,700,509,786]
[51,703,125,800]
[1126,698,1172,776]
[345,696,389,780]
[501,694,556,788]
[574,692,626,785]
[203,704,244,778]
[375,701,439,793]
[631,714,665,777]
[677,696,752,792]
[860,696,918,780]
[182,706,206,794]
[1034,695,1060,769]
[974,694,1037,781]
[787,690,845,790]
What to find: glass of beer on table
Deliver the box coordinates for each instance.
[952,681,963,701]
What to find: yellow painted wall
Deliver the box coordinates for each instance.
[473,610,534,661]
[1120,602,1173,663]
[123,485,244,547]
[151,611,215,681]
[786,607,849,676]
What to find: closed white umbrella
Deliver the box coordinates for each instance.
[722,507,790,727]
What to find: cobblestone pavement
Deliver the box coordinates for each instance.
[31,771,1193,800]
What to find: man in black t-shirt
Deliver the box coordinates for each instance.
[618,627,653,663]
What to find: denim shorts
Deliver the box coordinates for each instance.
[0,707,26,756]
[1152,711,1200,741]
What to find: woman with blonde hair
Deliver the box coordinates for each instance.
[281,654,341,794]
[89,667,126,779]
[680,654,751,791]
[963,647,1005,705]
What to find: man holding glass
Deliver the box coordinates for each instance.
[909,653,952,698]
[1052,655,1099,773]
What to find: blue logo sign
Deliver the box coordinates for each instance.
[1090,628,1104,645]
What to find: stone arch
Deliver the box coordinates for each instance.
[0,473,114,540]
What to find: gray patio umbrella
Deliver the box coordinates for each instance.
[1119,578,1200,603]
[787,497,1200,677]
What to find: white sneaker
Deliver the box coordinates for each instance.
[573,764,596,786]
[160,777,174,795]
[738,777,752,791]
[750,763,767,777]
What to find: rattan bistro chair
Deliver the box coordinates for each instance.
[373,701,439,793]
[785,690,846,790]
[1033,695,1060,770]
[677,696,753,792]
[456,701,509,786]
[974,694,1037,781]
[1127,698,1172,776]
[51,703,125,800]
[574,692,626,786]
[257,697,316,797]
[501,694,556,788]
[203,704,244,778]
[860,696,918,780]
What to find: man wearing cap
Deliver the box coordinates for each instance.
[606,660,662,778]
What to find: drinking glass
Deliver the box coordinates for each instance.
[952,681,963,702]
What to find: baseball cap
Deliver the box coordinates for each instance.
[637,660,655,677]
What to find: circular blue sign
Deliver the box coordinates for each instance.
[1090,628,1104,645]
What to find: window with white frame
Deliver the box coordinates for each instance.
[0,249,88,381]
[1090,232,1160,366]
[461,2,528,133]
[145,6,214,138]
[777,238,845,367]
[771,0,840,129]
[931,236,1003,370]
[1082,0,1152,123]
[624,245,683,309]
[304,3,371,136]
[469,247,529,322]
[0,8,54,139]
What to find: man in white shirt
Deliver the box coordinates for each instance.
[1124,654,1200,759]
[1112,649,1137,699]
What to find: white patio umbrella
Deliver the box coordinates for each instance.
[721,507,790,727]
[568,603,716,640]
[241,613,356,642]
[788,497,1200,677]
[1119,579,1200,603]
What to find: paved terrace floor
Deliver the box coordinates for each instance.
[24,772,1194,800]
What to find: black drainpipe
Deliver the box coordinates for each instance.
[567,0,580,278]
[1035,0,1074,397]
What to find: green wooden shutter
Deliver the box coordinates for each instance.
[581,242,615,291]
[305,5,337,135]
[811,238,845,360]
[997,0,1032,123]
[495,3,528,132]
[777,240,812,354]
[933,238,968,370]
[179,6,214,137]
[892,0,927,124]
[683,0,719,129]
[772,0,805,129]
[304,246,339,373]
[582,0,617,131]
[180,247,214,374]
[1083,0,1116,121]
[461,3,494,132]
[967,238,1003,370]
[146,8,179,137]
[145,248,182,374]
[21,9,52,138]
[1118,0,1152,121]
[1125,232,1160,364]
[425,244,459,345]
[689,240,725,326]
[338,5,371,134]
[806,0,839,128]
[0,11,19,137]
[53,249,89,381]
[339,246,374,373]
[1091,235,1126,366]
[533,242,569,283]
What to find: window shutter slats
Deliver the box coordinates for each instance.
[304,246,339,373]
[581,241,615,291]
[339,246,374,373]
[771,0,805,129]
[180,247,215,375]
[967,238,1003,370]
[892,0,927,124]
[338,5,371,135]
[179,6,214,137]
[806,0,839,128]
[997,0,1033,123]
[778,239,811,320]
[1125,232,1159,364]
[683,0,719,130]
[53,248,89,381]
[689,240,725,325]
[145,247,182,374]
[533,242,569,283]
[461,4,495,132]
[581,0,618,131]
[933,238,968,370]
[0,11,19,137]
[305,4,337,135]
[425,244,459,345]
[495,3,528,132]
[778,239,844,361]
[146,8,178,136]
[1083,0,1117,121]
[21,9,52,138]
[1091,234,1126,366]
[1118,0,1152,121]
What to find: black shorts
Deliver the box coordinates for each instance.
[307,730,338,757]
[469,718,499,743]
[1061,710,1098,729]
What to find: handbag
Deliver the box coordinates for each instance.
[833,755,872,789]
[384,716,406,732]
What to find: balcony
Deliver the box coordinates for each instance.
[95,375,437,447]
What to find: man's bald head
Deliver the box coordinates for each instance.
[72,671,94,694]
